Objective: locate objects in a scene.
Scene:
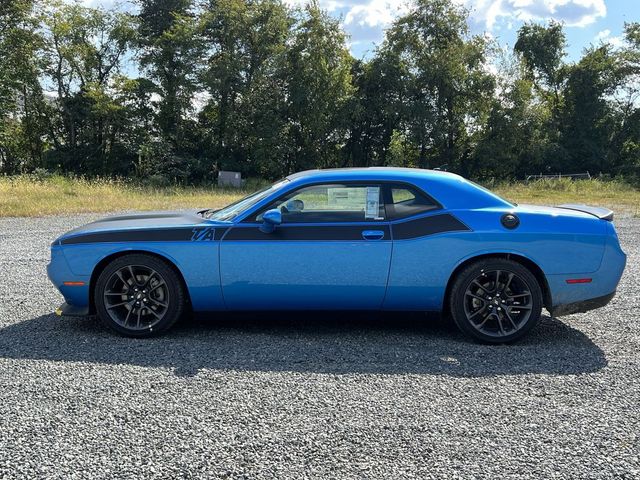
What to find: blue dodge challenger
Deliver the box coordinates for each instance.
[48,168,626,343]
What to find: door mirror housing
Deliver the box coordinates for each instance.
[260,208,282,233]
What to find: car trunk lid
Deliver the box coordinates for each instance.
[555,204,614,221]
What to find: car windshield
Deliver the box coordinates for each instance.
[206,179,289,221]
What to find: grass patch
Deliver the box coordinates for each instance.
[0,175,638,217]
[491,178,640,216]
[0,175,249,217]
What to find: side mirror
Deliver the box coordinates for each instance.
[260,208,282,233]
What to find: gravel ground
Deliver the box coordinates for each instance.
[0,214,638,479]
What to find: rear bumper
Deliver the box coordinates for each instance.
[551,291,615,317]
[55,302,90,317]
[547,222,625,313]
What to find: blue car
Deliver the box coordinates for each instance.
[48,168,626,343]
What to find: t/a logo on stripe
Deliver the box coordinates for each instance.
[191,227,216,241]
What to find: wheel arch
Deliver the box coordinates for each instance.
[443,252,551,314]
[88,249,191,315]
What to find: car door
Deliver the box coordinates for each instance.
[219,182,392,310]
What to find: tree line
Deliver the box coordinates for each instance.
[1,0,639,184]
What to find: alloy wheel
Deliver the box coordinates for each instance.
[463,269,533,338]
[102,264,169,331]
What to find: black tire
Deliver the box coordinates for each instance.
[94,254,185,338]
[449,258,543,344]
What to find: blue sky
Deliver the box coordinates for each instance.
[85,0,637,61]
[283,0,637,60]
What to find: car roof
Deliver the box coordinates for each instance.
[286,167,456,182]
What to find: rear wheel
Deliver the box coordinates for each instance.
[449,258,543,343]
[94,254,185,337]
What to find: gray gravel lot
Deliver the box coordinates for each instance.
[0,214,638,479]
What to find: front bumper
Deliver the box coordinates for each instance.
[551,291,615,317]
[48,245,90,310]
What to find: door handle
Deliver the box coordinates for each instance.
[362,230,385,240]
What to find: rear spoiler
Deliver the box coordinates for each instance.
[556,204,614,221]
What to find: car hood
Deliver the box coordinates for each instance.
[53,210,227,245]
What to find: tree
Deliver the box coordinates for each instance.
[138,0,202,147]
[560,45,624,173]
[377,0,494,171]
[281,2,354,174]
[473,70,548,178]
[612,23,640,180]
[514,21,566,101]
[1,0,640,184]
[199,0,291,176]
[40,1,137,174]
[513,21,570,173]
[0,0,44,174]
[345,54,406,168]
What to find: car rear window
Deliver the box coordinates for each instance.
[386,186,439,220]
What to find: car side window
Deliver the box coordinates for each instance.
[254,184,386,223]
[386,185,439,220]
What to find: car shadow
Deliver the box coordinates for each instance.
[0,311,606,377]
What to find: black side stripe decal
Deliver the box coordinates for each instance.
[222,214,469,241]
[392,213,470,240]
[59,214,468,245]
[60,227,228,245]
[223,225,391,241]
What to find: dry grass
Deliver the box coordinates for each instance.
[0,175,638,217]
[0,176,247,217]
[492,178,640,216]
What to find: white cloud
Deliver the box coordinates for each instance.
[594,28,624,48]
[460,0,607,31]
[344,0,410,27]
[608,37,624,48]
[284,0,608,46]
[284,0,408,28]
[283,0,408,56]
[80,0,117,7]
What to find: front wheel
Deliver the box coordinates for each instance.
[449,259,543,344]
[94,254,185,337]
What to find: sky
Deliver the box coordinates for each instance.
[84,0,638,61]
[283,0,637,60]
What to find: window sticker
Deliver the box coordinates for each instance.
[327,188,350,207]
[365,186,381,219]
[328,187,365,210]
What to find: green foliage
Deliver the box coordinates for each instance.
[387,130,419,167]
[377,0,495,171]
[282,2,354,172]
[561,45,622,173]
[0,0,639,184]
[0,0,43,173]
[136,138,207,185]
[37,1,138,175]
[514,21,566,91]
[138,0,202,146]
[199,0,292,176]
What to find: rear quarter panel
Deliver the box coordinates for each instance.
[383,208,607,311]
